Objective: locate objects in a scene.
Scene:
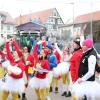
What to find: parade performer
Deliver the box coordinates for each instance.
[61,47,72,96]
[12,38,29,100]
[52,43,61,93]
[23,46,30,78]
[29,49,50,100]
[46,45,58,93]
[21,46,34,100]
[53,46,72,97]
[23,46,35,78]
[1,39,25,100]
[13,38,35,100]
[70,38,83,100]
[52,43,61,64]
[0,49,7,92]
[71,39,100,100]
[0,65,6,96]
[43,45,57,100]
[70,38,83,83]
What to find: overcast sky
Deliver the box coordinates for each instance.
[0,0,100,23]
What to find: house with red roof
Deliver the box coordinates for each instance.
[0,11,16,37]
[57,10,100,52]
[15,8,64,36]
[74,10,100,42]
[73,10,100,53]
[58,10,100,41]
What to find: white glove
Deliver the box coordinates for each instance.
[2,60,10,69]
[37,41,42,45]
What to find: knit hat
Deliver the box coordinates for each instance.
[83,39,93,48]
[74,38,80,46]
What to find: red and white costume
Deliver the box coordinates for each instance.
[29,59,50,89]
[1,41,25,93]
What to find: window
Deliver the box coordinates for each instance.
[47,25,53,29]
[4,31,6,33]
[51,19,54,22]
[1,25,3,30]
[47,19,50,23]
[58,19,63,24]
[93,31,100,42]
[1,15,6,22]
[7,26,10,30]
[47,18,54,24]
[54,12,57,16]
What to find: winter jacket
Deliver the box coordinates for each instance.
[70,48,83,82]
[48,53,58,70]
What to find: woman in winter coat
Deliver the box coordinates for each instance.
[70,38,83,83]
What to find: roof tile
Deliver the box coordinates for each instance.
[0,11,15,24]
[75,10,100,24]
[15,8,55,25]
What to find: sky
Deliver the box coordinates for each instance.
[1,0,100,23]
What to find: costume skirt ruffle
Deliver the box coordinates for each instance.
[29,76,49,89]
[53,62,70,77]
[71,81,100,99]
[1,75,25,93]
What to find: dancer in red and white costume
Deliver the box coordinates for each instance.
[29,49,50,100]
[1,38,25,100]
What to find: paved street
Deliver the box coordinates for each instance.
[0,80,71,100]
[0,75,99,100]
[25,87,71,100]
[1,87,71,100]
[25,79,71,100]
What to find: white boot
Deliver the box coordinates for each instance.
[99,74,100,81]
[62,84,68,96]
[46,96,51,100]
[63,84,68,93]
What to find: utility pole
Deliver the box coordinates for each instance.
[90,2,93,39]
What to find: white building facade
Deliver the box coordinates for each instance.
[45,8,64,36]
[0,12,16,37]
[57,24,73,41]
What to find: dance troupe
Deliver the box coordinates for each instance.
[0,35,100,100]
